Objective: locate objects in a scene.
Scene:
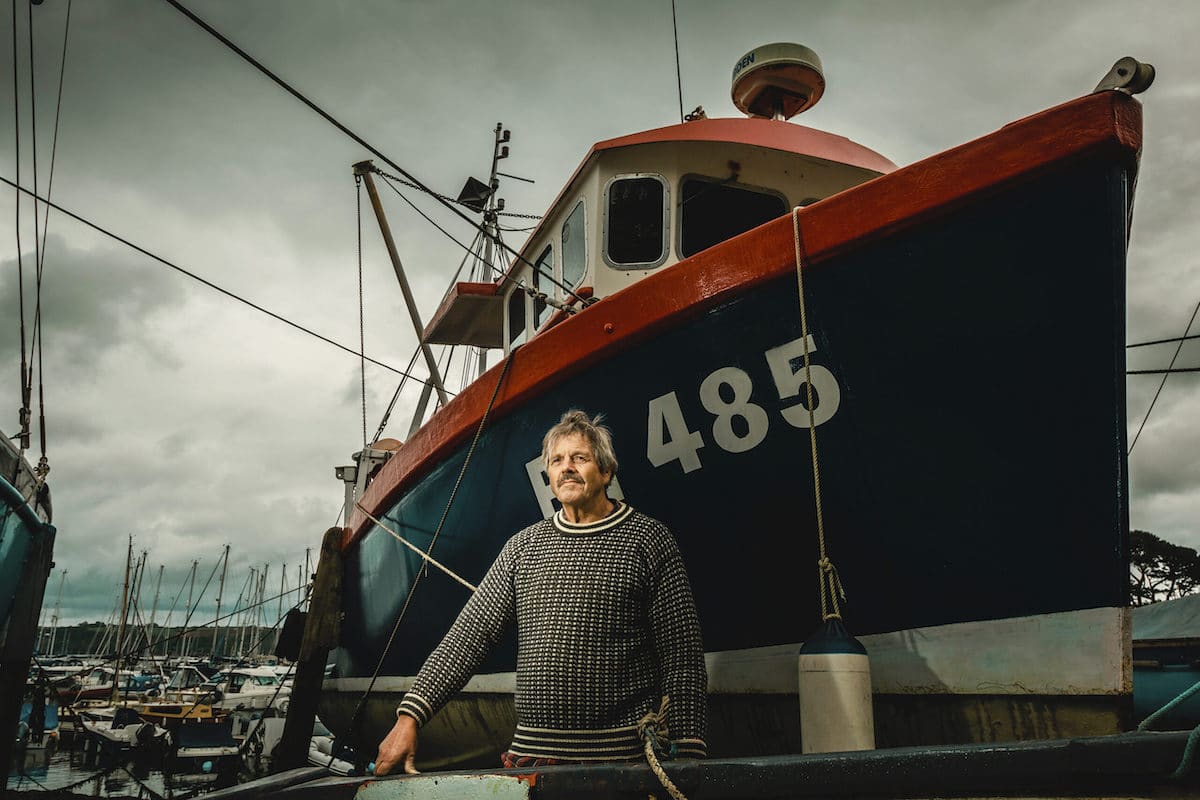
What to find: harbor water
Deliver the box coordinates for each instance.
[7,736,241,798]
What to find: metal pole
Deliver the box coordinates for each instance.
[212,544,229,660]
[277,562,287,654]
[113,537,133,703]
[181,560,197,659]
[353,161,450,406]
[148,564,164,657]
[47,569,66,656]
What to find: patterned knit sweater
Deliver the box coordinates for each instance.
[397,502,708,761]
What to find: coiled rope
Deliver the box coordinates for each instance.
[637,695,687,800]
[792,207,846,621]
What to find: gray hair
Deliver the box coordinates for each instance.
[541,410,618,478]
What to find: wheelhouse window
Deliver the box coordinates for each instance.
[532,245,554,328]
[604,175,668,269]
[561,201,587,289]
[507,286,527,347]
[678,175,788,259]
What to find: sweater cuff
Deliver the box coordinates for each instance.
[672,737,707,759]
[396,692,434,727]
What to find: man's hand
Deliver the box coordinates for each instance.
[375,714,420,776]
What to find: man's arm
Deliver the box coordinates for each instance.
[647,527,708,758]
[375,530,525,774]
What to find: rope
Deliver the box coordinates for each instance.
[1136,677,1200,778]
[1129,294,1200,454]
[373,168,579,316]
[637,695,687,800]
[792,208,845,621]
[348,351,515,735]
[670,0,684,124]
[36,0,70,270]
[353,505,477,592]
[26,0,48,467]
[1,175,440,388]
[372,167,543,220]
[161,0,589,310]
[12,0,31,454]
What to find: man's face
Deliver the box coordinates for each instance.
[547,432,611,510]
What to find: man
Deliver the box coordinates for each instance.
[375,410,707,774]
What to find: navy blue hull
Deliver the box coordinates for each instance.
[336,159,1129,690]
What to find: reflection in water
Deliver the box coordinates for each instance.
[7,735,237,796]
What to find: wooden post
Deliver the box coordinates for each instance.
[273,527,343,772]
[0,522,56,788]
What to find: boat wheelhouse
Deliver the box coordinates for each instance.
[425,118,895,355]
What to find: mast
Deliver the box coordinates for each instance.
[352,160,449,407]
[212,544,230,660]
[277,562,286,653]
[46,570,66,655]
[148,564,164,657]
[113,536,133,703]
[128,552,147,656]
[475,123,512,380]
[257,564,270,658]
[181,559,197,659]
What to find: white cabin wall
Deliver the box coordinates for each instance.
[512,137,883,342]
[589,141,881,299]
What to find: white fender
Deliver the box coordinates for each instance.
[798,619,875,754]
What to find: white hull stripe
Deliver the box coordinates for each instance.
[328,606,1128,697]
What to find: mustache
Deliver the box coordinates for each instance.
[557,474,584,486]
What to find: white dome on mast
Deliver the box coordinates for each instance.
[731,43,825,120]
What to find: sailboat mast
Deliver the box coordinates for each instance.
[113,536,133,702]
[181,559,197,659]
[212,544,230,660]
[47,570,66,655]
[277,562,286,653]
[148,564,164,657]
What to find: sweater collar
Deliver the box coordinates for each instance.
[553,500,634,536]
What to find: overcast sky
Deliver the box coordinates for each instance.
[3,0,1199,631]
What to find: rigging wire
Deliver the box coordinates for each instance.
[1129,367,1200,375]
[370,347,422,446]
[36,0,70,268]
[372,166,541,221]
[160,0,589,312]
[11,0,31,453]
[1128,295,1200,455]
[372,166,577,315]
[1128,332,1200,349]
[0,176,449,391]
[670,0,684,124]
[25,0,49,472]
[28,0,73,478]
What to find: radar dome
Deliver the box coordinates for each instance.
[731,43,824,120]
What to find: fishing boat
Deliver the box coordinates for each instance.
[320,45,1151,769]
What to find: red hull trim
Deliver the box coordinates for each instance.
[345,91,1142,550]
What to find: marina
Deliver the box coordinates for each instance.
[5,1,1200,798]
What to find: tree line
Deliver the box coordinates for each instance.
[1130,529,1200,605]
